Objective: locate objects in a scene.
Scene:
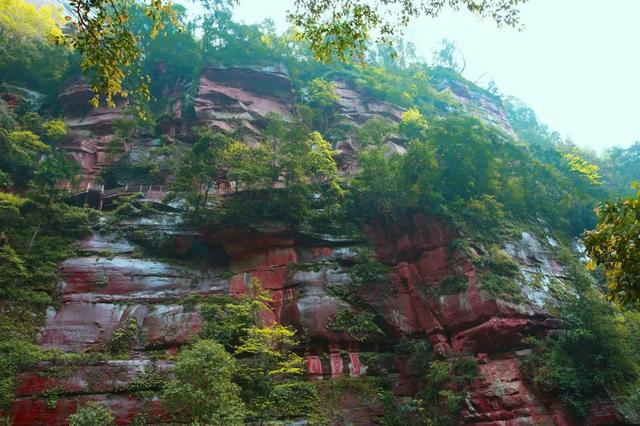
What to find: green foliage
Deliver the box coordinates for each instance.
[0,189,89,409]
[197,279,315,422]
[252,381,321,421]
[0,0,70,94]
[0,113,75,192]
[399,108,428,140]
[0,339,46,410]
[583,184,640,305]
[162,339,245,425]
[457,194,505,232]
[600,142,640,196]
[530,287,640,417]
[0,100,16,130]
[381,341,478,426]
[473,246,521,278]
[329,308,384,341]
[61,0,177,109]
[348,249,390,287]
[432,39,465,72]
[563,151,602,185]
[235,324,304,378]
[304,79,342,131]
[31,151,79,196]
[472,246,524,301]
[439,273,468,295]
[67,402,115,426]
[0,129,47,187]
[356,117,397,147]
[478,272,524,302]
[41,120,66,145]
[128,367,165,392]
[103,319,141,355]
[172,118,341,228]
[168,126,232,212]
[348,146,406,220]
[289,0,526,62]
[199,296,252,350]
[349,110,603,238]
[307,78,340,107]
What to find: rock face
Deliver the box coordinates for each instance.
[8,210,624,425]
[58,78,129,187]
[58,66,297,186]
[431,73,515,137]
[333,79,404,126]
[12,66,628,425]
[194,65,296,135]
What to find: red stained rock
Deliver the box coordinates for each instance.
[330,351,344,378]
[11,394,165,426]
[349,352,362,377]
[195,66,295,129]
[39,303,202,352]
[416,246,450,282]
[15,360,172,397]
[142,306,203,348]
[464,358,562,425]
[306,356,323,378]
[452,318,541,353]
[59,256,227,303]
[229,273,248,295]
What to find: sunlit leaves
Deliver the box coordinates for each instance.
[62,0,179,108]
[584,187,640,305]
[563,151,602,185]
[288,0,528,62]
[0,0,69,92]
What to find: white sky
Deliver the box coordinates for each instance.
[227,0,640,152]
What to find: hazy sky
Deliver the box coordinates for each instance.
[228,0,640,152]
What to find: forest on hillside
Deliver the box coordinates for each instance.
[1,0,640,424]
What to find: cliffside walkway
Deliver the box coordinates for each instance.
[66,183,171,210]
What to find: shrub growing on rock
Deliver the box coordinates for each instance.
[67,402,115,426]
[162,339,245,425]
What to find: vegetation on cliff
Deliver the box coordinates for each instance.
[1,0,640,424]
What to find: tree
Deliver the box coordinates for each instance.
[584,183,640,305]
[562,151,602,185]
[356,116,397,147]
[162,339,246,425]
[31,151,79,197]
[398,108,428,140]
[306,78,341,130]
[231,279,308,421]
[0,0,70,93]
[601,142,640,196]
[0,129,49,188]
[0,245,28,300]
[60,0,527,107]
[432,38,465,72]
[531,282,640,416]
[289,0,527,62]
[169,127,233,212]
[67,402,115,426]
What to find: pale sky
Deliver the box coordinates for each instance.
[228,0,640,152]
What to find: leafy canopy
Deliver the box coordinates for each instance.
[0,0,69,93]
[288,0,527,62]
[67,402,115,426]
[584,183,640,305]
[162,339,246,425]
[59,0,527,108]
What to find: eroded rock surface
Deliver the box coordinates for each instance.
[9,209,626,425]
[9,66,628,425]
